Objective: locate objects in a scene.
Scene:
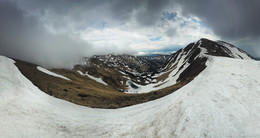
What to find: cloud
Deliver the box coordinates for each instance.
[176,0,260,57]
[0,0,219,67]
[80,13,218,53]
[13,0,174,29]
[0,0,259,69]
[0,0,137,68]
[0,1,93,68]
[150,37,162,41]
[177,0,260,39]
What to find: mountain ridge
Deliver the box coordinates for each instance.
[12,38,254,108]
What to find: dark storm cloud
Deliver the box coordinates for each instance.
[0,0,173,68]
[0,0,137,68]
[0,0,259,67]
[135,0,172,26]
[176,0,260,57]
[14,0,260,41]
[177,0,260,39]
[0,1,91,68]
[14,0,174,27]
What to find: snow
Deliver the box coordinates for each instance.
[77,70,107,85]
[134,40,253,94]
[151,79,157,82]
[127,46,192,93]
[197,40,209,57]
[37,66,71,81]
[217,41,252,60]
[119,71,127,75]
[0,55,260,137]
[77,70,85,75]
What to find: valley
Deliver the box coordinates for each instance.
[13,38,255,108]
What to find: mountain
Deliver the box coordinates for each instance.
[0,38,259,137]
[13,38,254,108]
[158,38,253,83]
[82,54,169,77]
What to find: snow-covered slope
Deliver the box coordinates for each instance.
[71,38,254,94]
[216,41,253,59]
[127,38,252,93]
[0,53,259,137]
[126,38,255,93]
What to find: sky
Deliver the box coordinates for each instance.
[0,0,259,68]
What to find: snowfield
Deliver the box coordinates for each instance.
[0,55,260,137]
[77,70,107,85]
[37,66,71,81]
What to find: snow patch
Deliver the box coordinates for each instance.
[37,66,70,80]
[77,70,107,85]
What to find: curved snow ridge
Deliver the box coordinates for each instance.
[0,55,260,137]
[37,66,71,81]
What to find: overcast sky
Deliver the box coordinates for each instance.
[0,0,259,67]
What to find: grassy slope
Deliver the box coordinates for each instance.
[14,59,195,109]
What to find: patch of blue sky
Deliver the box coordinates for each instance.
[142,50,176,56]
[157,47,181,52]
[161,11,177,21]
[191,18,199,23]
[191,18,206,27]
[149,47,181,53]
[149,36,161,41]
[74,25,87,31]
[101,21,107,29]
[88,21,109,29]
[180,21,188,27]
[195,20,210,29]
[188,17,210,29]
[138,46,183,56]
[119,22,126,26]
[180,17,210,29]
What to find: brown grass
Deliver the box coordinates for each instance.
[14,59,195,109]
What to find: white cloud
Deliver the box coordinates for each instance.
[0,0,222,68]
[13,0,220,54]
[80,10,219,54]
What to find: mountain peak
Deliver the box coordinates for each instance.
[196,38,253,60]
[162,38,254,83]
